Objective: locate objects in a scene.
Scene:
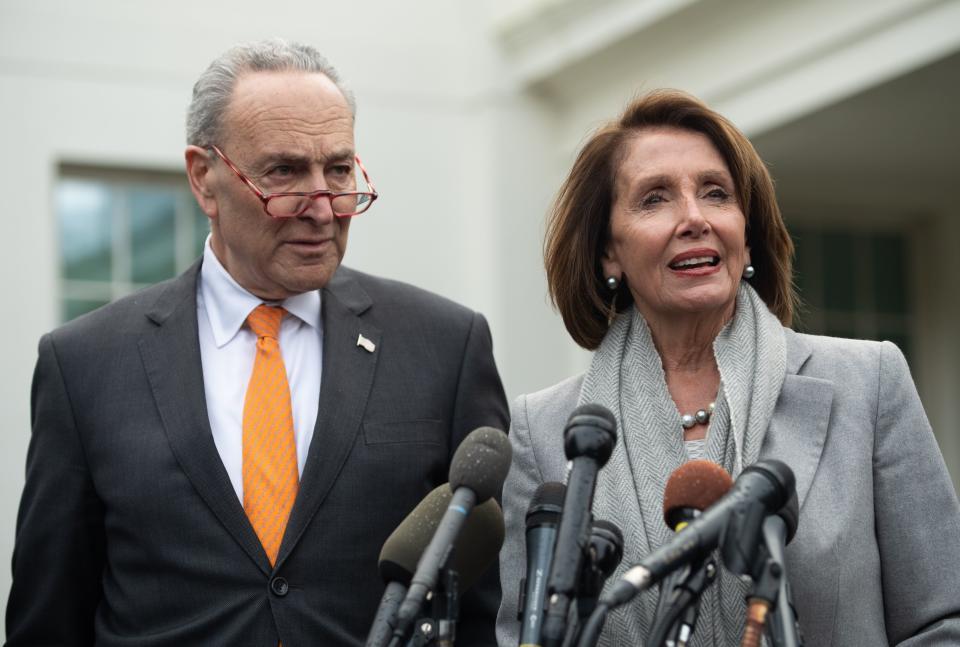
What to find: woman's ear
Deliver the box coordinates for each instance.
[600,244,621,283]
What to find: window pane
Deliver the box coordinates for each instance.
[192,202,209,258]
[130,188,176,283]
[880,331,911,364]
[823,324,859,340]
[790,227,816,330]
[63,298,110,321]
[791,228,810,295]
[822,231,856,312]
[58,180,113,281]
[873,234,907,314]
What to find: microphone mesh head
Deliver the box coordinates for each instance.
[378,483,505,590]
[525,482,565,529]
[449,427,511,502]
[662,459,733,529]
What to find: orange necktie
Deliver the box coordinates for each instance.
[242,305,299,566]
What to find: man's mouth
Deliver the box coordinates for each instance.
[287,238,332,247]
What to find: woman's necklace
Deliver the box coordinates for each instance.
[680,402,715,429]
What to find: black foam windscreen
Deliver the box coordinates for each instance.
[448,427,511,502]
[563,403,617,464]
[567,403,616,428]
[379,486,450,585]
[589,519,624,576]
[378,484,505,590]
[751,459,796,501]
[591,519,623,548]
[778,490,800,544]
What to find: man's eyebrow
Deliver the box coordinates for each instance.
[325,148,356,164]
[256,149,356,166]
[256,152,311,167]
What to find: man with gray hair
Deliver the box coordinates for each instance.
[7,39,508,646]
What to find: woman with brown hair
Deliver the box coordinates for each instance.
[496,90,960,646]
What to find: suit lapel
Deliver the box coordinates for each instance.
[761,330,833,509]
[276,269,381,567]
[138,262,271,574]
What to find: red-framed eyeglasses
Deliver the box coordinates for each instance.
[209,145,379,218]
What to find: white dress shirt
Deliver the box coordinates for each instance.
[196,237,322,502]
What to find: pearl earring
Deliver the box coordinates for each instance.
[606,276,619,291]
[743,265,755,279]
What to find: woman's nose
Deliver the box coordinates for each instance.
[678,196,710,238]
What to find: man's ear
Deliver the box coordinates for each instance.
[185,146,218,219]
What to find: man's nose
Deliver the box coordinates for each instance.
[297,193,336,222]
[298,171,336,222]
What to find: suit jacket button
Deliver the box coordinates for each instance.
[270,577,289,597]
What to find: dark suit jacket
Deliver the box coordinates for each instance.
[7,262,509,647]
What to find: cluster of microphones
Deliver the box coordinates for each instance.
[365,426,512,647]
[364,404,804,647]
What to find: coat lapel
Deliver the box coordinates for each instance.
[760,330,833,509]
[276,268,381,567]
[138,262,271,574]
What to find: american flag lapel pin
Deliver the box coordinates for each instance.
[357,333,376,353]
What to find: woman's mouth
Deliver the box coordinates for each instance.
[668,255,719,270]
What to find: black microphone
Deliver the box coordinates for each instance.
[576,519,624,621]
[763,492,803,647]
[730,485,802,647]
[542,404,617,647]
[393,427,512,637]
[366,483,506,647]
[602,459,795,609]
[518,482,566,647]
[722,470,797,578]
[649,460,734,647]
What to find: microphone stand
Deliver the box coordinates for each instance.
[434,568,460,647]
[758,517,803,647]
[740,517,802,647]
[646,557,717,647]
[395,567,461,647]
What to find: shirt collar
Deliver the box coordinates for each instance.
[199,236,322,348]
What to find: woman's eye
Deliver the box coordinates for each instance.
[641,193,665,207]
[706,187,730,200]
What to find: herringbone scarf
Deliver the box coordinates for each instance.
[578,282,786,647]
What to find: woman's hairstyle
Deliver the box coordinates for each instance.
[544,89,796,349]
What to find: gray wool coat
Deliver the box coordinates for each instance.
[497,328,960,646]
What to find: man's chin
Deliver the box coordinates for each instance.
[277,264,341,295]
